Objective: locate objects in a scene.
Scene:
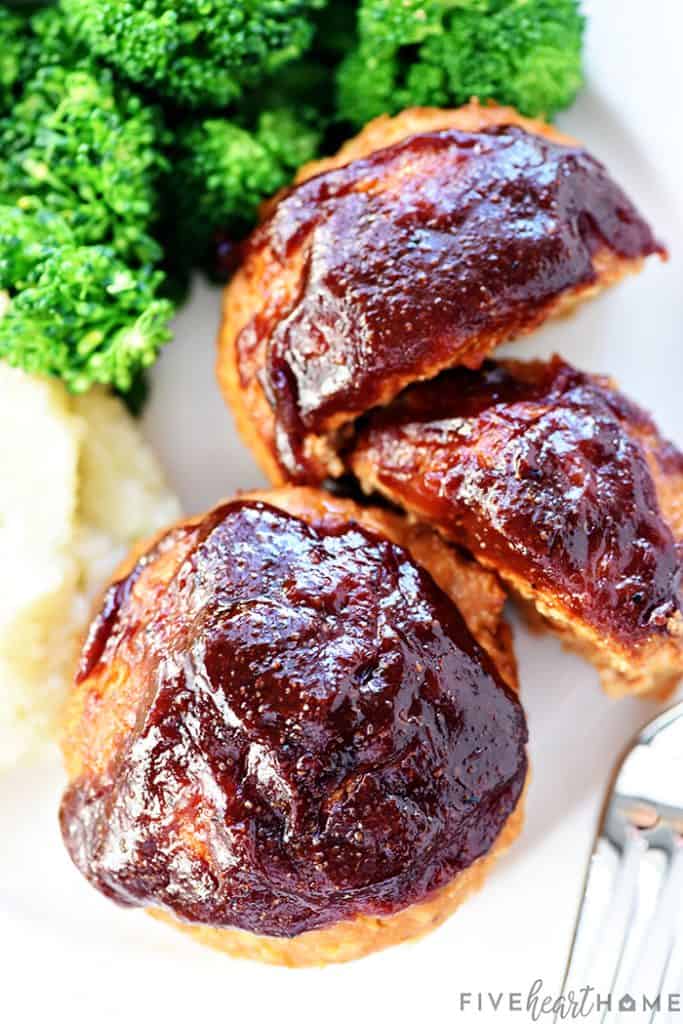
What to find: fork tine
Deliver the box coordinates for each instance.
[657,870,683,1023]
[560,703,683,1022]
[602,839,671,1023]
[625,839,683,1024]
[647,942,682,1023]
[556,827,644,1021]
[589,830,646,1021]
[557,835,619,1007]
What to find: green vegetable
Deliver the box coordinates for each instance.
[171,104,322,268]
[337,0,585,126]
[0,6,174,396]
[0,64,168,262]
[60,0,329,109]
[0,202,74,289]
[0,7,29,113]
[20,5,91,76]
[0,240,173,393]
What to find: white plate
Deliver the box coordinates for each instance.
[2,2,683,1021]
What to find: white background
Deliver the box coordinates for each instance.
[2,2,682,1021]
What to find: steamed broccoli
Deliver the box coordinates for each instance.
[0,202,74,290]
[0,6,174,395]
[60,0,329,109]
[337,0,585,126]
[0,7,29,113]
[0,64,168,262]
[0,237,173,393]
[167,49,330,273]
[172,105,322,268]
[20,4,91,77]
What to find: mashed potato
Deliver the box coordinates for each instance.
[0,364,180,768]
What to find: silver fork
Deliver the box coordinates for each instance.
[557,702,683,1023]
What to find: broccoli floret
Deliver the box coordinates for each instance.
[60,0,329,109]
[171,106,322,270]
[0,202,74,290]
[0,64,168,263]
[252,109,322,182]
[158,0,355,276]
[166,46,335,276]
[0,242,173,393]
[0,7,29,113]
[0,6,175,396]
[338,0,584,126]
[21,5,91,76]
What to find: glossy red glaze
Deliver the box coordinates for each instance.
[353,358,683,649]
[237,125,664,479]
[61,501,527,937]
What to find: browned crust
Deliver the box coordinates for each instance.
[506,581,682,701]
[61,486,524,964]
[217,102,651,485]
[350,400,683,701]
[150,784,525,967]
[217,255,289,484]
[293,101,574,183]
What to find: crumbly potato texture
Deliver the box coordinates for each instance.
[0,364,180,768]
